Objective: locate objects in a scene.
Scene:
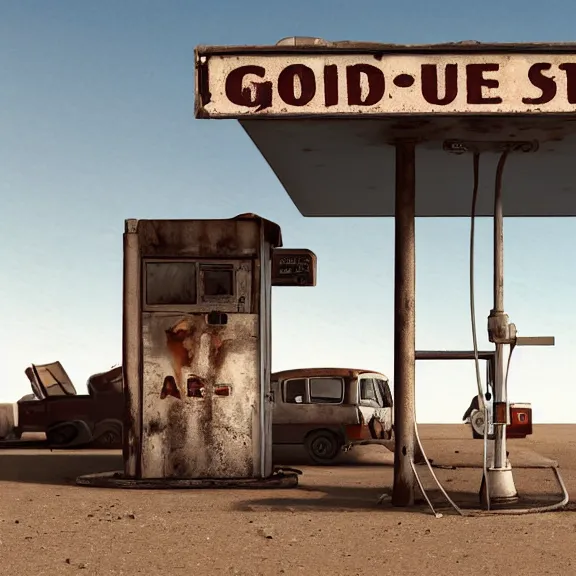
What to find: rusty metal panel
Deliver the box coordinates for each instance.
[196,51,576,117]
[272,367,385,380]
[123,215,284,480]
[141,313,260,479]
[196,41,576,56]
[273,401,359,426]
[133,216,281,259]
[123,220,142,478]
[142,258,253,315]
[415,350,495,362]
[258,229,274,477]
[271,249,316,287]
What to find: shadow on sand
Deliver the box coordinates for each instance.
[0,445,391,487]
[233,485,576,514]
[2,451,573,515]
[272,445,394,467]
[0,452,123,486]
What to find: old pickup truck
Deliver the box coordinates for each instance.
[0,361,123,448]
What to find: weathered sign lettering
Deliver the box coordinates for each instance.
[271,249,316,287]
[198,53,576,116]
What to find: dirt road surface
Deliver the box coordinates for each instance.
[1,424,575,576]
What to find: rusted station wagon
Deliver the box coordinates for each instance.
[271,368,393,464]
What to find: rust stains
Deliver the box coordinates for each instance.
[214,385,231,397]
[147,418,165,435]
[166,400,189,477]
[196,53,212,105]
[215,234,239,254]
[165,320,196,384]
[272,367,388,381]
[143,311,258,478]
[134,214,282,259]
[208,332,225,372]
[161,315,234,473]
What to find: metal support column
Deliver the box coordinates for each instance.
[485,153,518,505]
[392,142,417,507]
[491,186,509,472]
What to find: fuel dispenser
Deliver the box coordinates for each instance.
[77,213,316,489]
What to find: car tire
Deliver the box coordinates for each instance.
[46,422,80,447]
[92,423,122,448]
[305,430,342,465]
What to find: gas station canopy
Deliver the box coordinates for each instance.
[195,40,576,217]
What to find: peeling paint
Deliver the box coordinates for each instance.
[197,49,576,117]
[123,215,284,481]
[141,313,260,479]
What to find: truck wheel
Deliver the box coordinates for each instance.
[92,423,122,448]
[305,430,341,465]
[47,423,79,446]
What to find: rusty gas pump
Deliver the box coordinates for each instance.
[77,213,316,489]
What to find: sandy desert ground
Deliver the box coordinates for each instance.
[1,424,575,576]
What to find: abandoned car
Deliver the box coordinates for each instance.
[1,363,398,461]
[271,367,394,464]
[0,362,123,448]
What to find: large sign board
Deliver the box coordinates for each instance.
[196,52,576,117]
[271,249,316,287]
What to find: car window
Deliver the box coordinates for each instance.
[375,379,393,408]
[309,377,344,404]
[360,378,379,403]
[284,378,307,403]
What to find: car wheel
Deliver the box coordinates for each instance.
[305,430,341,465]
[47,423,79,446]
[92,424,122,448]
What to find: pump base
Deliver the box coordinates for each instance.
[480,467,519,508]
[76,468,301,490]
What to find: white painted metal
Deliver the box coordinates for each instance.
[200,53,576,116]
[238,119,576,217]
[196,45,576,217]
[357,373,393,435]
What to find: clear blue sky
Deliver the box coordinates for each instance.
[1,0,575,423]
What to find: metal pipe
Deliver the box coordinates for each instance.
[492,152,510,471]
[493,345,508,469]
[258,226,271,478]
[122,220,143,479]
[493,153,507,313]
[392,141,417,507]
